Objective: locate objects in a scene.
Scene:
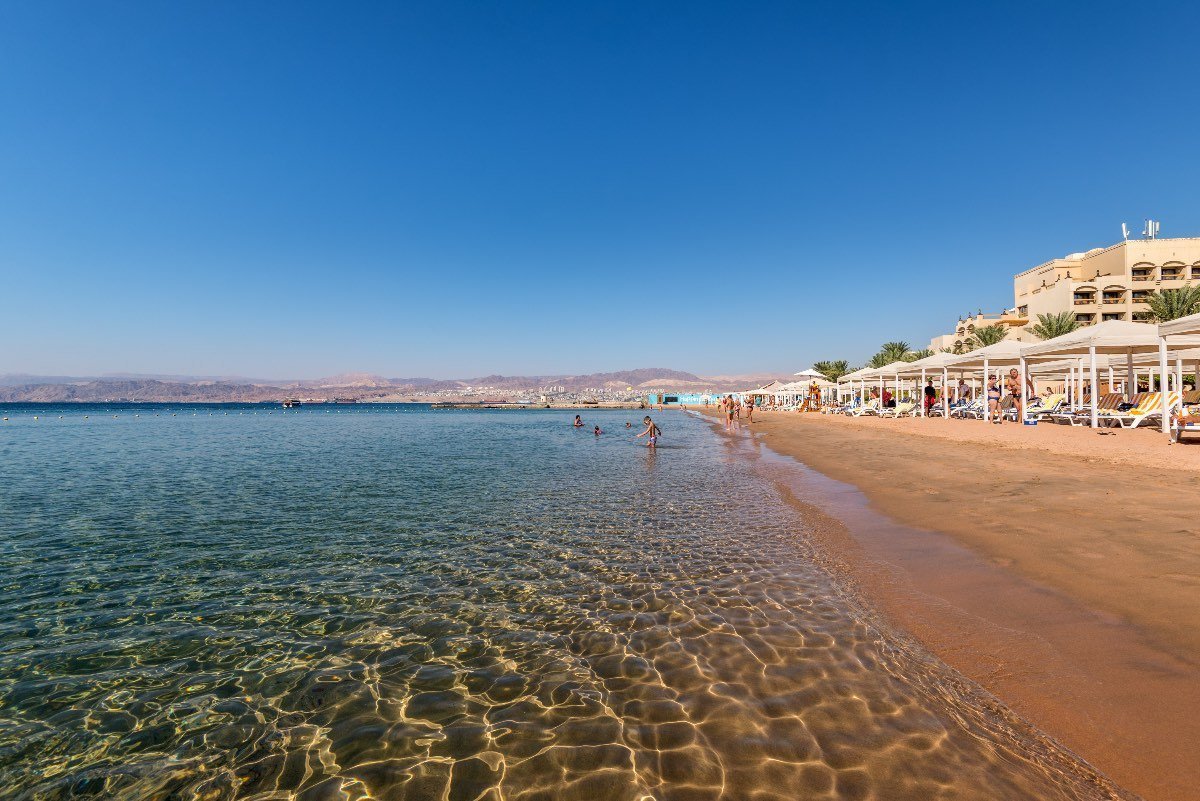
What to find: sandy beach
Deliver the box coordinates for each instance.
[699,408,1200,801]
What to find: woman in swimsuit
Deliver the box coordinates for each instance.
[573,415,584,428]
[724,396,736,429]
[636,416,660,448]
[986,375,1003,423]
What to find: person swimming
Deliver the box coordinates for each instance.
[625,421,632,428]
[636,416,660,448]
[573,415,584,428]
[594,425,602,436]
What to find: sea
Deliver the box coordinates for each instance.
[0,403,1120,800]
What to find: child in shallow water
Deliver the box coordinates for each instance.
[594,425,602,436]
[635,416,660,448]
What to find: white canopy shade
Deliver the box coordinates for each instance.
[837,367,873,383]
[792,369,826,379]
[941,340,1026,370]
[859,361,910,380]
[1160,311,1200,339]
[1020,320,1161,358]
[746,381,785,395]
[894,351,959,378]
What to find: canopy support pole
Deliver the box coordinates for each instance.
[1019,356,1028,423]
[983,357,990,422]
[1089,346,1099,429]
[942,367,949,417]
[1160,337,1171,435]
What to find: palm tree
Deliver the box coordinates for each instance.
[904,349,934,361]
[966,325,1008,350]
[1145,286,1200,322]
[813,360,851,381]
[879,341,912,362]
[865,341,912,368]
[1030,311,1079,340]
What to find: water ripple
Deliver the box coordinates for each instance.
[0,405,1124,799]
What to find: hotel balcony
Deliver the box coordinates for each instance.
[1072,292,1096,305]
[1132,311,1153,322]
[1075,313,1096,325]
[1192,267,1200,279]
[1161,268,1184,281]
[1131,272,1155,282]
[1102,312,1126,322]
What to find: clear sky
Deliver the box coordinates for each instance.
[2,1,1198,379]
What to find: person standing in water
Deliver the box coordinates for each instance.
[573,415,584,428]
[636,416,660,448]
[723,396,736,430]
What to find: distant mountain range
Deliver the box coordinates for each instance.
[0,369,789,402]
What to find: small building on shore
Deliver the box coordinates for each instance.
[645,392,716,406]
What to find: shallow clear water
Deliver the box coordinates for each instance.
[0,405,1118,800]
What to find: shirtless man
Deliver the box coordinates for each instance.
[1004,368,1035,422]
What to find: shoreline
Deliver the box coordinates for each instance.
[697,407,1199,801]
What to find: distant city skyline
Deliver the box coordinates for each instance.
[3,2,1199,377]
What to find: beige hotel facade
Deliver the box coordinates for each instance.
[930,234,1200,352]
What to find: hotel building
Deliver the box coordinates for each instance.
[930,233,1200,352]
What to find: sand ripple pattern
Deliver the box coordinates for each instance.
[0,405,1126,799]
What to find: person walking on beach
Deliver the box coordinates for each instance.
[636,416,660,448]
[924,380,937,416]
[744,397,755,423]
[957,379,971,403]
[1005,367,1035,422]
[724,396,737,429]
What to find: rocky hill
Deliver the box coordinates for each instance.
[0,368,788,402]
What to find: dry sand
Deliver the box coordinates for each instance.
[699,408,1200,801]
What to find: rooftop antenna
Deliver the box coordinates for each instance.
[1142,219,1160,240]
[1121,222,1129,240]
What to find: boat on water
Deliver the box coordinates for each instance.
[282,399,301,408]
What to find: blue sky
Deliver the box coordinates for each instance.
[2,1,1198,379]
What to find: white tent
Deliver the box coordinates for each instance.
[942,342,1027,421]
[1160,311,1200,339]
[894,352,960,417]
[792,368,827,380]
[1021,321,1200,430]
[835,367,874,406]
[745,381,785,396]
[859,361,911,410]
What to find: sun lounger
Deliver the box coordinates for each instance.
[1026,393,1066,421]
[1101,392,1180,429]
[950,399,983,419]
[1048,393,1122,426]
[849,399,879,417]
[879,400,916,418]
[1171,394,1200,443]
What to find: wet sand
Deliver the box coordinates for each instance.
[699,408,1200,801]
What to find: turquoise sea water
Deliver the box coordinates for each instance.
[0,405,1118,800]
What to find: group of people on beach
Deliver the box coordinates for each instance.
[574,414,660,447]
[861,367,1038,423]
[715,394,753,429]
